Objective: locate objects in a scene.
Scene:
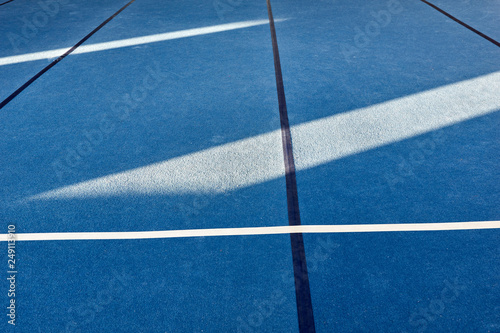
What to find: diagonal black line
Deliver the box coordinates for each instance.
[0,0,137,110]
[265,1,316,332]
[420,0,500,48]
[0,0,15,7]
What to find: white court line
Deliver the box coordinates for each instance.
[0,19,288,66]
[1,221,499,241]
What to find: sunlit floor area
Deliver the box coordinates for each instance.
[1,0,499,332]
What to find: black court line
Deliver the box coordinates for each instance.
[0,0,137,110]
[0,0,15,6]
[420,0,500,48]
[265,1,315,332]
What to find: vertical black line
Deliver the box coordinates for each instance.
[420,0,500,48]
[0,0,137,110]
[265,1,315,332]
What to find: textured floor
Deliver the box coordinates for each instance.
[0,0,499,332]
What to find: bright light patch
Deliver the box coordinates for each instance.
[24,70,500,202]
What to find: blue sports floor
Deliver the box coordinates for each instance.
[1,0,499,332]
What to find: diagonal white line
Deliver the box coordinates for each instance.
[1,221,499,241]
[0,19,288,66]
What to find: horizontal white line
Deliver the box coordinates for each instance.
[1,221,498,241]
[0,19,287,66]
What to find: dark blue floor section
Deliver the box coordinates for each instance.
[1,0,289,233]
[430,0,500,41]
[295,113,500,226]
[271,0,500,224]
[0,0,128,102]
[4,235,298,332]
[1,1,301,332]
[270,0,499,331]
[304,230,499,332]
